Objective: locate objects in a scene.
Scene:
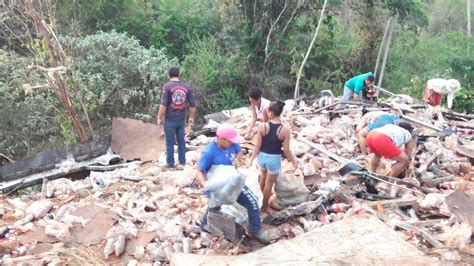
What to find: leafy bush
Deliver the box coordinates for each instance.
[0,50,63,159]
[182,37,248,113]
[209,87,247,112]
[64,31,177,128]
[385,31,472,112]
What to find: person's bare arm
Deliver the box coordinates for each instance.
[404,137,417,158]
[262,107,269,122]
[246,107,257,135]
[355,117,366,133]
[157,104,166,125]
[196,168,207,188]
[249,124,264,166]
[233,150,245,167]
[188,106,196,126]
[282,128,298,168]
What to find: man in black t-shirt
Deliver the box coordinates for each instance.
[157,67,196,170]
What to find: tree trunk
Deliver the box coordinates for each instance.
[264,0,288,65]
[377,14,397,88]
[468,0,472,53]
[468,0,472,38]
[294,0,328,100]
[25,0,88,142]
[374,18,391,79]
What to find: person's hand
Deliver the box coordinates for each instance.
[203,189,211,197]
[188,117,194,126]
[233,159,242,168]
[292,162,299,170]
[157,118,163,125]
[244,132,253,140]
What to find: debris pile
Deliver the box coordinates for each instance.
[0,96,473,264]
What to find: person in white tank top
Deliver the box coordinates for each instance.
[245,88,270,140]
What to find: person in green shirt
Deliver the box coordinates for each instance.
[339,72,375,107]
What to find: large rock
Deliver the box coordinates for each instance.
[171,214,437,265]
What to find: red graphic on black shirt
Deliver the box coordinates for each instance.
[170,86,188,110]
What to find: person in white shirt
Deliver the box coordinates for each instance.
[355,110,388,155]
[366,123,416,178]
[245,88,271,140]
[424,78,461,109]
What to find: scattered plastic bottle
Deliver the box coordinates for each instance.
[326,203,350,213]
[437,181,458,190]
[319,213,337,224]
[91,175,109,189]
[182,237,191,254]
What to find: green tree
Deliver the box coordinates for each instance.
[65,31,177,125]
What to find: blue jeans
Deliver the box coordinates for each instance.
[163,121,186,167]
[202,185,261,234]
[337,86,362,109]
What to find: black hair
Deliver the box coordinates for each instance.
[361,107,368,116]
[169,67,180,78]
[398,122,414,133]
[366,75,375,83]
[268,100,285,116]
[248,88,263,100]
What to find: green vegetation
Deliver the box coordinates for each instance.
[0,0,472,161]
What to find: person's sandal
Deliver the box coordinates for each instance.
[174,164,184,170]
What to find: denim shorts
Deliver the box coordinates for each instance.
[257,152,282,174]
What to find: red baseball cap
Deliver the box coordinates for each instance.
[216,123,243,144]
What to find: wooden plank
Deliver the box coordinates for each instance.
[395,223,445,248]
[411,219,446,227]
[448,120,474,129]
[445,190,474,233]
[442,111,474,120]
[111,118,164,161]
[366,197,418,208]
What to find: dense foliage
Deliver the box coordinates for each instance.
[0,0,472,161]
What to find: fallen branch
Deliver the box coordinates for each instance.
[0,153,15,163]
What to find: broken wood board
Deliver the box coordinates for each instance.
[125,230,156,256]
[69,204,118,246]
[446,190,474,233]
[444,135,474,158]
[366,197,419,208]
[111,118,164,161]
[171,214,437,265]
[16,226,60,245]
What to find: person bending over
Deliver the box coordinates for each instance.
[366,122,416,178]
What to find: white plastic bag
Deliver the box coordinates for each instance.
[220,168,263,224]
[205,165,246,208]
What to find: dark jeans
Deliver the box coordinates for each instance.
[202,185,261,234]
[163,121,186,167]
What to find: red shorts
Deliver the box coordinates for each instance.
[366,131,402,159]
[423,87,442,106]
